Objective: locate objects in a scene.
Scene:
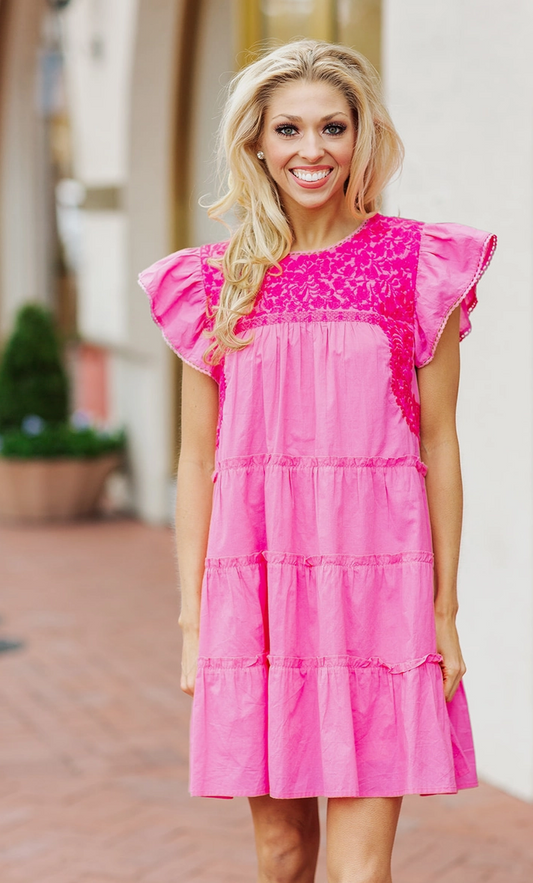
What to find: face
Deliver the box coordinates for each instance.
[259,80,356,213]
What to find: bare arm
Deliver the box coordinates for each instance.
[176,362,219,695]
[417,305,466,702]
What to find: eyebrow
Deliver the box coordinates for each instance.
[271,112,349,122]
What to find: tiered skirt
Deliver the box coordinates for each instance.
[189,456,477,798]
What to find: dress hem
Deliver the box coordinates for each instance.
[189,780,479,800]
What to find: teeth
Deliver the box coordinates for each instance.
[292,169,330,182]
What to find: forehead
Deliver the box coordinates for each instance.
[265,80,351,120]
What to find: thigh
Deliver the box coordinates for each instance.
[326,796,402,882]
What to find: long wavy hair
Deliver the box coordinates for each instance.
[202,39,404,368]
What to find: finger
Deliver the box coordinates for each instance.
[445,682,457,702]
[444,673,462,702]
[180,676,194,696]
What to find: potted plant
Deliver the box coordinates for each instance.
[0,304,125,522]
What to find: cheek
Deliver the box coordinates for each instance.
[266,143,291,171]
[336,143,355,168]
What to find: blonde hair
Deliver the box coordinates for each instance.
[202,39,404,367]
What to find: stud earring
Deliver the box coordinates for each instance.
[257,151,265,160]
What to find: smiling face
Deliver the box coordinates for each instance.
[259,79,356,216]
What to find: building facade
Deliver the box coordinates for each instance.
[0,0,531,800]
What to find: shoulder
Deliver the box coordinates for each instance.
[372,213,497,271]
[417,220,497,262]
[373,213,423,233]
[364,214,424,260]
[373,212,496,245]
[371,213,424,239]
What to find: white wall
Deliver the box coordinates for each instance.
[383,0,533,801]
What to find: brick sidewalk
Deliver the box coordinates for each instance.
[0,519,531,882]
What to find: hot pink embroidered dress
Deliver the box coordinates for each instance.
[139,213,496,800]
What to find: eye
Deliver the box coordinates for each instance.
[324,123,347,136]
[275,124,299,137]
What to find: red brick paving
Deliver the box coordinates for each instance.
[0,518,532,882]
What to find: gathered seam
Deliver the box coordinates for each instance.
[213,453,427,481]
[204,549,434,569]
[197,652,444,674]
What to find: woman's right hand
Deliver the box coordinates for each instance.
[180,628,200,696]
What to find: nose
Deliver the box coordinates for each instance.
[298,130,325,163]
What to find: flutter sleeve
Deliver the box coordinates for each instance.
[138,246,221,382]
[414,222,497,367]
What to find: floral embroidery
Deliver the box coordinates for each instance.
[202,270,227,451]
[200,216,424,438]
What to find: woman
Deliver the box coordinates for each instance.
[139,40,496,883]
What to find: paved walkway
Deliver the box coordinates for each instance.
[0,519,531,883]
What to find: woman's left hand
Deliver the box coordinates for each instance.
[435,615,467,702]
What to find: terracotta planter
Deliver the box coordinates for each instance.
[0,453,122,523]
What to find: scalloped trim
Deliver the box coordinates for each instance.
[416,232,497,368]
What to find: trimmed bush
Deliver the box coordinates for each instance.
[0,423,126,459]
[0,304,69,431]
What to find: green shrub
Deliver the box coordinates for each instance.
[0,304,69,431]
[0,422,125,459]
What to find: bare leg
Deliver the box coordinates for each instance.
[326,796,403,883]
[248,795,320,883]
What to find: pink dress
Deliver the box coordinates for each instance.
[139,212,497,800]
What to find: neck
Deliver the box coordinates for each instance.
[283,193,365,253]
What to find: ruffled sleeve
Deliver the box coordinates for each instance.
[414,223,497,367]
[138,246,221,382]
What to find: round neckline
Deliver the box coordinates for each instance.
[285,212,380,258]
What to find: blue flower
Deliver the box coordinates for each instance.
[21,415,45,436]
[70,410,92,430]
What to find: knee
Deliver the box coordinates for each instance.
[257,818,317,883]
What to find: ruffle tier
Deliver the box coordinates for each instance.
[199,549,437,660]
[207,455,432,561]
[190,547,477,799]
[190,651,477,799]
